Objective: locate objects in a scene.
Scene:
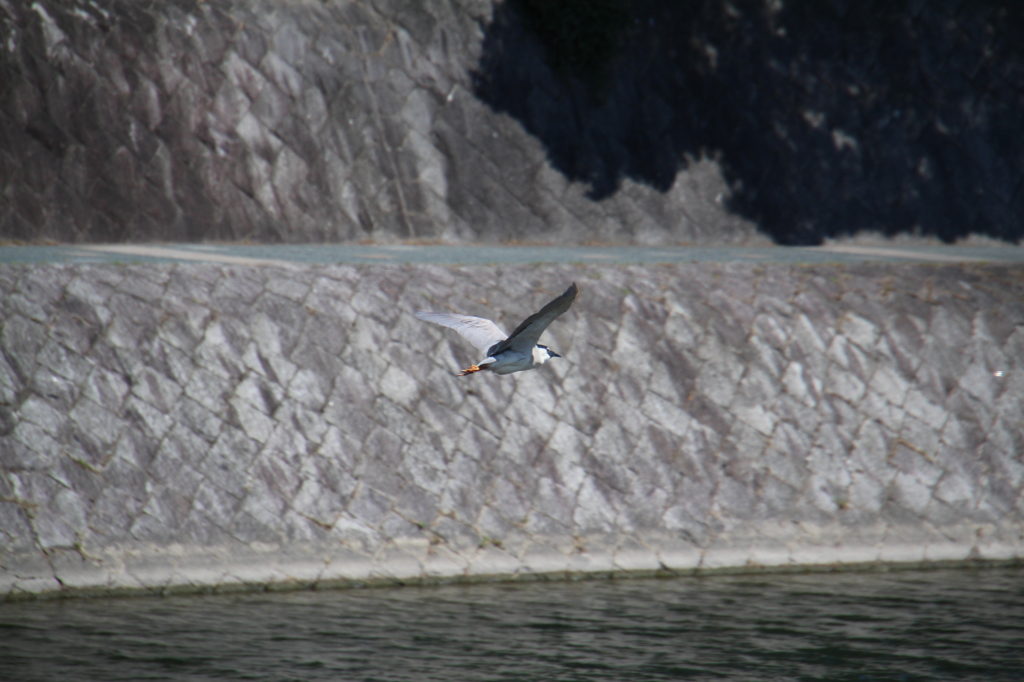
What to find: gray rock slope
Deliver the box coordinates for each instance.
[5,1,1023,246]
[0,0,751,245]
[2,263,1022,598]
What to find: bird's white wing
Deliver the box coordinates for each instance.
[491,282,579,355]
[414,312,507,352]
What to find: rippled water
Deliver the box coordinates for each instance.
[2,567,1022,681]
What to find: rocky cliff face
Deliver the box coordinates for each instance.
[2,262,1022,597]
[0,0,751,245]
[3,1,1022,246]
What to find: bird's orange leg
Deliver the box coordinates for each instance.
[458,365,482,376]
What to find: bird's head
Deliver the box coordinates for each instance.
[535,344,560,362]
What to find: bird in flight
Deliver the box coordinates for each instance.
[415,282,579,376]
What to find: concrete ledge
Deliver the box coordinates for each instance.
[4,523,1022,601]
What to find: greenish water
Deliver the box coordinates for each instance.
[1,568,1022,681]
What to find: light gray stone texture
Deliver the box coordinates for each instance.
[0,0,760,246]
[1,261,1023,599]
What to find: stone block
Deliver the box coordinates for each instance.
[959,362,998,405]
[318,547,378,585]
[903,388,949,431]
[0,555,62,598]
[229,393,275,443]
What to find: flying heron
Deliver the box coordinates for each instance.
[415,282,579,376]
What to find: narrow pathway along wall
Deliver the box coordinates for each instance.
[1,263,1023,599]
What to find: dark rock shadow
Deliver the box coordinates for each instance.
[473,0,1024,245]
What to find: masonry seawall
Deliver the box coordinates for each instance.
[1,262,1023,599]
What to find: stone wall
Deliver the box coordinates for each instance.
[2,262,1023,598]
[3,0,1023,246]
[0,0,752,245]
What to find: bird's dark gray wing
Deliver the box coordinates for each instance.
[414,312,507,352]
[491,282,579,355]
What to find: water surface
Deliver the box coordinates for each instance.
[2,567,1021,681]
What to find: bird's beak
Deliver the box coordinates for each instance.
[548,350,561,358]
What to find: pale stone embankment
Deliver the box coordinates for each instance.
[1,262,1022,599]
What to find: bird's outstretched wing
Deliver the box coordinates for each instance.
[492,282,579,355]
[414,312,507,352]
